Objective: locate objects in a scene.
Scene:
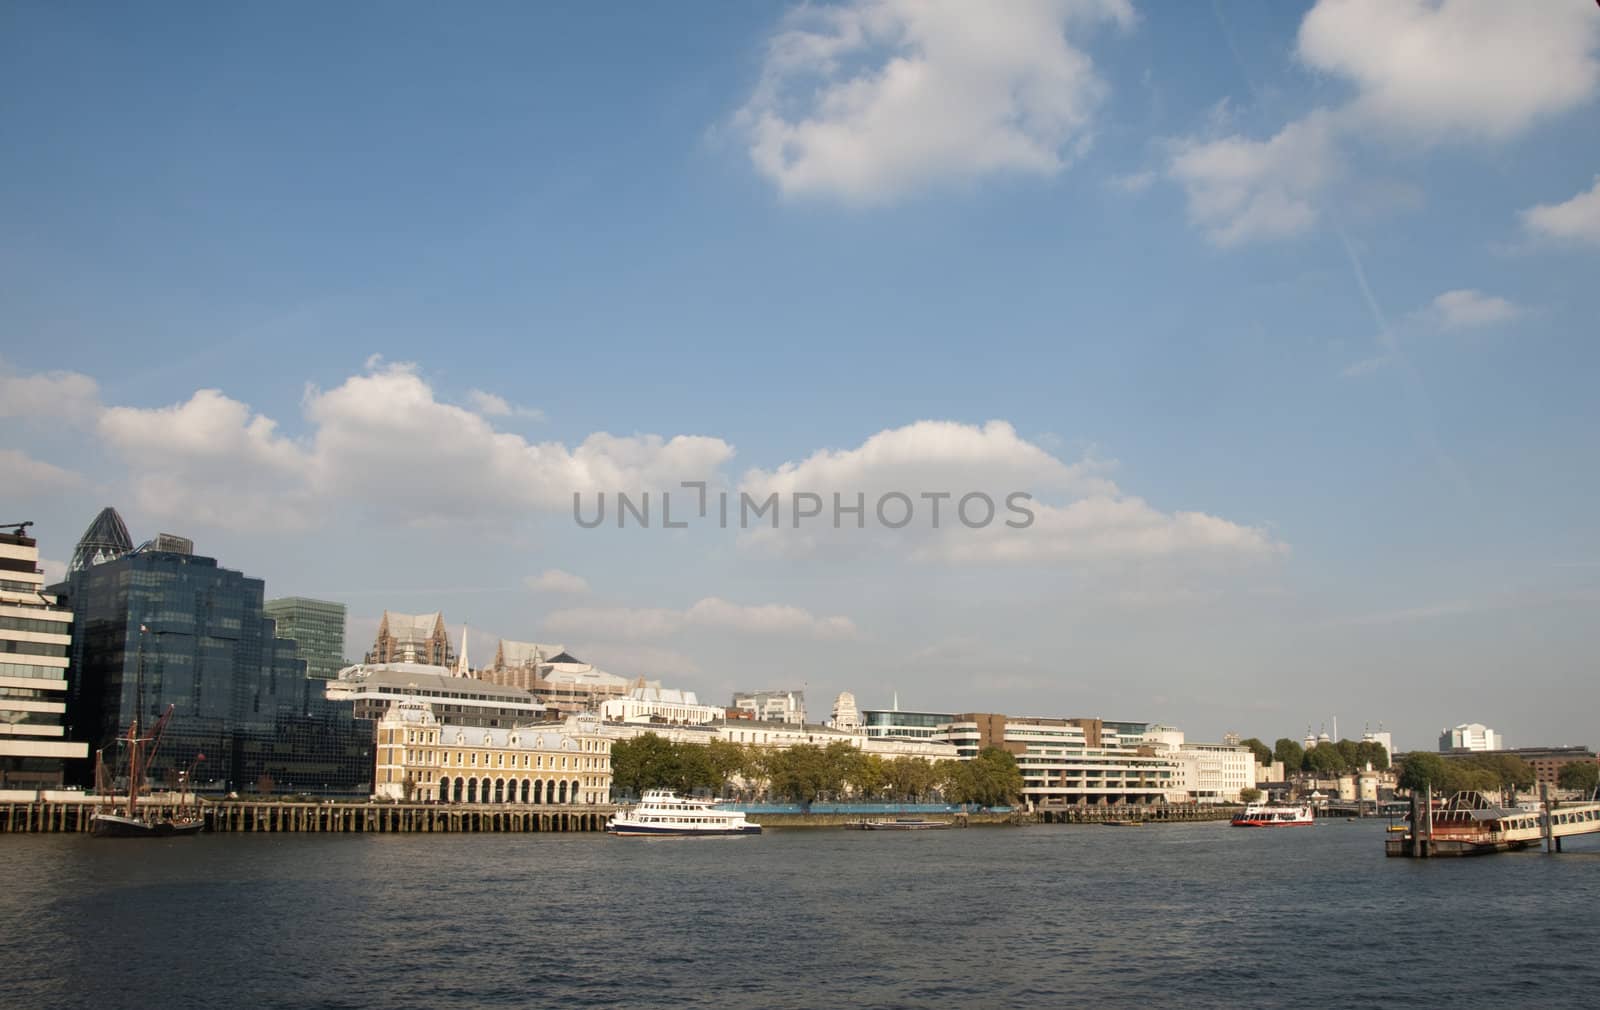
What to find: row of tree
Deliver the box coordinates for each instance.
[1395,751,1540,794]
[1235,737,1391,776]
[609,733,1024,808]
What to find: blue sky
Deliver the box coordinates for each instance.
[4,1,1598,751]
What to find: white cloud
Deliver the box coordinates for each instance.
[1342,288,1521,377]
[1106,170,1156,194]
[1521,175,1600,245]
[1167,2,1599,246]
[741,418,1109,499]
[737,0,1134,203]
[0,448,86,494]
[98,389,312,529]
[524,569,591,595]
[1424,289,1519,331]
[0,365,102,425]
[467,389,545,421]
[78,360,732,531]
[1298,0,1600,143]
[1167,112,1337,246]
[919,495,1284,563]
[738,419,1283,566]
[543,598,857,641]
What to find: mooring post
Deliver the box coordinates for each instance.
[1542,782,1554,854]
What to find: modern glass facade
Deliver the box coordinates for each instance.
[861,709,953,740]
[264,596,348,680]
[55,546,373,796]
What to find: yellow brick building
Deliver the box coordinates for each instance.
[375,699,611,805]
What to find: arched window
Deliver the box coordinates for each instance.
[558,781,568,804]
[466,778,478,804]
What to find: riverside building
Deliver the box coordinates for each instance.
[944,714,1177,807]
[326,662,546,727]
[1439,723,1503,753]
[366,610,454,667]
[600,684,725,725]
[374,698,611,804]
[264,597,347,680]
[475,640,642,717]
[0,523,87,789]
[54,509,372,796]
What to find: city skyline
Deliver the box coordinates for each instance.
[4,2,1598,750]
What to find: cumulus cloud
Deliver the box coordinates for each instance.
[737,0,1134,203]
[1423,289,1520,331]
[1297,0,1600,143]
[543,598,857,641]
[737,419,1282,566]
[525,569,591,595]
[1167,1,1599,245]
[82,360,732,530]
[1521,175,1600,245]
[467,389,545,421]
[919,495,1284,563]
[0,365,102,425]
[1167,113,1338,246]
[0,448,86,494]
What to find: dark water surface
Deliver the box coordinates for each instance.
[4,821,1597,1009]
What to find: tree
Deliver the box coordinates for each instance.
[1355,740,1390,771]
[1398,752,1447,792]
[1557,762,1599,794]
[1239,787,1262,803]
[1273,738,1304,773]
[940,748,1024,807]
[1334,738,1361,770]
[1240,738,1273,768]
[1303,742,1347,776]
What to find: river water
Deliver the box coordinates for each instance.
[3,820,1597,1009]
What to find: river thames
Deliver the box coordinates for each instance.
[3,820,1597,1009]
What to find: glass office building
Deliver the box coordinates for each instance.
[264,596,348,680]
[55,539,372,796]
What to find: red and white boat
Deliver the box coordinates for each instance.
[1231,803,1314,827]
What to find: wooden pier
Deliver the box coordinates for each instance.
[1,799,617,835]
[1385,787,1600,858]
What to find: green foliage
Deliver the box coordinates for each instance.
[1303,742,1346,775]
[1398,751,1533,795]
[1272,738,1304,772]
[1240,738,1273,767]
[940,747,1024,807]
[1355,740,1390,771]
[1398,752,1447,792]
[1239,787,1263,803]
[610,733,754,797]
[1557,762,1599,793]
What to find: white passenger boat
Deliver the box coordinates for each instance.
[605,789,761,836]
[1231,803,1314,827]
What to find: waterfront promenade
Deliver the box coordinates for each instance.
[2,799,617,835]
[4,798,1247,834]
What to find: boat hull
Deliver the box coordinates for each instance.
[606,822,761,837]
[1230,819,1313,828]
[91,813,206,838]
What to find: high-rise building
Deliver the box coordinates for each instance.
[0,523,88,788]
[365,610,453,667]
[1439,723,1501,752]
[55,517,372,796]
[264,597,348,680]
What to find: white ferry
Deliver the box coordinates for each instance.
[605,789,762,837]
[1231,803,1315,827]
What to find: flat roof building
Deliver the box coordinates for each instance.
[265,596,348,680]
[0,525,87,789]
[945,713,1177,808]
[327,662,547,728]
